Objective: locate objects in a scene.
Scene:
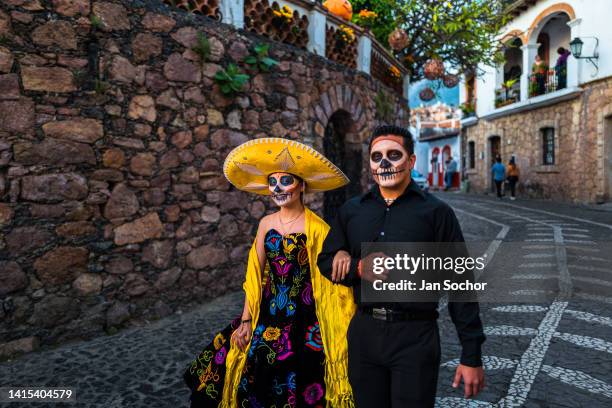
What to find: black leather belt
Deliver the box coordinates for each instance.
[359,306,439,322]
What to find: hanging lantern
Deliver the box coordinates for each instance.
[323,0,353,21]
[423,58,445,80]
[419,87,435,101]
[442,73,459,88]
[388,28,409,51]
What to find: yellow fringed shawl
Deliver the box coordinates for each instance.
[219,207,356,407]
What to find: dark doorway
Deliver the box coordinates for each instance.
[489,135,501,193]
[323,110,362,221]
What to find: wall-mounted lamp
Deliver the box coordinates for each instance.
[569,36,599,72]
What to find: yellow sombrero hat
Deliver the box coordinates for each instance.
[223,137,349,195]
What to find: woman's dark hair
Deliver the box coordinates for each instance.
[368,125,415,154]
[496,156,502,163]
[557,47,567,55]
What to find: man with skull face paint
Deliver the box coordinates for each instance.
[317,125,486,407]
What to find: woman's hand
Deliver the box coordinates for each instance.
[231,322,252,351]
[332,250,351,282]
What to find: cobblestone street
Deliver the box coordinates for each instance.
[1,193,611,408]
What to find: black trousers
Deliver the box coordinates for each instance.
[347,312,441,408]
[507,176,518,197]
[494,180,503,198]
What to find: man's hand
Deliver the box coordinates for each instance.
[331,250,351,282]
[359,252,389,282]
[452,364,485,398]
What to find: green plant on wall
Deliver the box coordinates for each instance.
[245,44,279,73]
[90,14,103,29]
[214,64,250,95]
[375,89,394,122]
[192,32,211,64]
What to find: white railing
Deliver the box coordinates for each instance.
[163,0,409,99]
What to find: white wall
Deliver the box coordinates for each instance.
[465,0,612,116]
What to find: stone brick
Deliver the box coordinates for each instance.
[170,26,198,48]
[156,88,181,110]
[130,152,156,176]
[6,226,52,255]
[0,46,14,73]
[92,1,130,31]
[186,244,226,269]
[113,212,163,245]
[31,20,77,50]
[128,95,156,122]
[201,206,220,223]
[0,337,39,359]
[105,255,132,274]
[21,173,88,202]
[104,183,139,219]
[102,148,125,168]
[53,0,91,17]
[0,98,34,133]
[154,266,182,290]
[30,295,78,328]
[0,9,11,36]
[206,109,224,126]
[21,67,75,93]
[34,246,88,285]
[0,261,27,296]
[159,149,180,169]
[73,273,103,295]
[109,55,136,83]
[42,118,103,144]
[210,129,249,149]
[132,33,162,63]
[142,240,173,269]
[171,130,192,149]
[163,53,201,83]
[142,12,176,32]
[0,73,20,100]
[0,203,13,225]
[56,221,96,237]
[14,138,96,166]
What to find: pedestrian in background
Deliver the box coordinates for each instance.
[491,156,506,199]
[444,155,458,191]
[506,157,520,200]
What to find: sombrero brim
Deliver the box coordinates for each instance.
[223,137,350,195]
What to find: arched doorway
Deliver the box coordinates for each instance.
[323,110,362,221]
[430,147,441,189]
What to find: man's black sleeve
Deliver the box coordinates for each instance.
[317,206,359,287]
[437,204,486,367]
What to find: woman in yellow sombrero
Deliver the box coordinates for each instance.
[184,138,356,408]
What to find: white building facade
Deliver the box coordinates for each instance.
[459,0,612,202]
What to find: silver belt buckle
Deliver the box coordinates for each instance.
[372,307,388,321]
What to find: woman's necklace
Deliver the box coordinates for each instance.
[278,211,303,236]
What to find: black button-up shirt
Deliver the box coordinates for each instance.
[317,180,485,367]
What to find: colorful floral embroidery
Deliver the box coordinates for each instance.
[263,327,281,341]
[305,322,323,352]
[213,333,225,350]
[303,383,324,404]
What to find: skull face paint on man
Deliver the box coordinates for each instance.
[268,172,304,207]
[370,139,413,188]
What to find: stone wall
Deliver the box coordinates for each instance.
[0,0,409,356]
[463,76,612,203]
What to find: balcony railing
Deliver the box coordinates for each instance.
[494,84,520,108]
[161,0,409,97]
[529,68,567,97]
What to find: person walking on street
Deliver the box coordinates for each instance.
[444,155,458,191]
[506,157,520,200]
[491,156,506,199]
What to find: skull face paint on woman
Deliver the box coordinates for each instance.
[268,172,304,207]
[370,139,412,188]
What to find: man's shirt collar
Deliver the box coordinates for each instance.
[359,179,426,203]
